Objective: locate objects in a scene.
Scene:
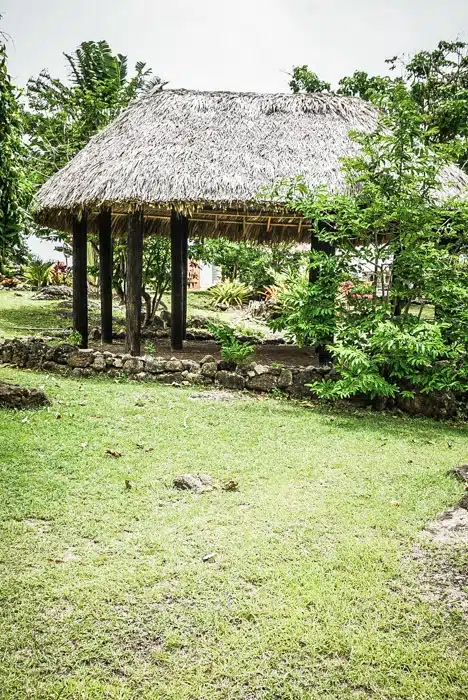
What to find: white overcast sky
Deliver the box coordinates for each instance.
[2,0,468,91]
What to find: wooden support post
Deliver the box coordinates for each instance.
[72,213,88,348]
[126,210,144,356]
[170,210,187,350]
[181,216,189,340]
[98,209,113,344]
[309,227,335,364]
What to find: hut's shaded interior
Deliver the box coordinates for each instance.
[66,205,324,355]
[33,89,468,355]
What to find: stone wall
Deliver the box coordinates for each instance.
[0,337,463,418]
[0,337,329,399]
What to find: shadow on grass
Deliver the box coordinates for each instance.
[244,394,468,441]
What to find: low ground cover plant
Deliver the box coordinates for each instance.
[208,280,250,308]
[208,322,255,364]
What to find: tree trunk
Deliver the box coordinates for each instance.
[310,228,335,364]
[142,289,152,327]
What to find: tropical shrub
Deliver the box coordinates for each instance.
[220,339,255,365]
[309,322,468,400]
[23,259,53,288]
[50,261,70,285]
[208,281,250,307]
[268,252,344,347]
[265,81,468,401]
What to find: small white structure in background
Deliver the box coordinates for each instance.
[199,263,222,290]
[350,251,393,297]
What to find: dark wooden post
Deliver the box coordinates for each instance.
[181,216,189,339]
[170,210,187,350]
[72,213,88,348]
[98,209,113,344]
[126,210,144,356]
[309,227,335,364]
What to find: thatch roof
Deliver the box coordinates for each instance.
[34,89,468,243]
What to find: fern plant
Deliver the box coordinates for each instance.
[309,321,468,400]
[208,322,255,365]
[220,339,255,365]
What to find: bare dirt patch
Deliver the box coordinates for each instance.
[407,504,468,614]
[98,338,319,367]
[423,506,468,545]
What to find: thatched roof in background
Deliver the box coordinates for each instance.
[34,89,468,243]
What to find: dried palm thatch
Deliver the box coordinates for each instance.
[34,89,468,243]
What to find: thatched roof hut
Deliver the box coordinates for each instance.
[34,88,468,355]
[35,89,468,245]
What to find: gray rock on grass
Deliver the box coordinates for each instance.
[173,474,215,492]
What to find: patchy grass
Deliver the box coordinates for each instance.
[0,367,467,699]
[0,290,72,338]
[0,289,266,340]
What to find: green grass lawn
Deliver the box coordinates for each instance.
[0,367,467,699]
[0,289,266,340]
[0,291,73,338]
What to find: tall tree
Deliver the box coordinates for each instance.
[0,19,30,271]
[23,40,168,309]
[288,65,331,93]
[388,41,468,170]
[24,40,165,187]
[289,40,468,171]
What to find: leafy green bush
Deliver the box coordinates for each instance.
[309,321,468,400]
[220,339,255,365]
[23,259,53,289]
[208,281,250,307]
[67,330,82,346]
[268,252,344,347]
[208,322,255,365]
[207,322,234,346]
